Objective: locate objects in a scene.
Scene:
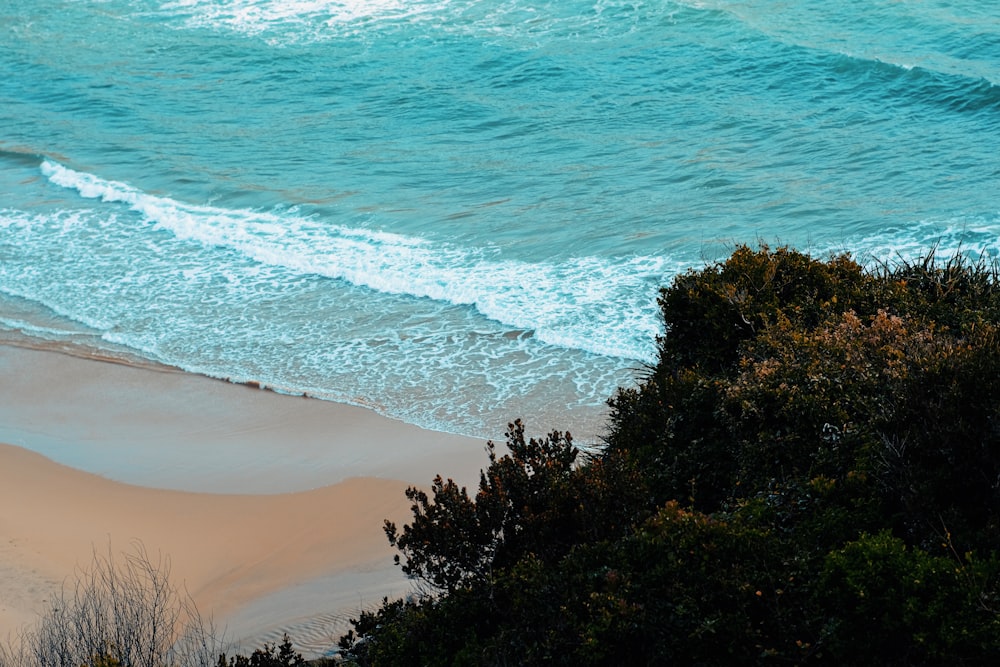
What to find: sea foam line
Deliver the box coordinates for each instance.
[158,0,447,38]
[40,160,672,362]
[156,0,679,44]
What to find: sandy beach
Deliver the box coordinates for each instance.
[0,344,489,656]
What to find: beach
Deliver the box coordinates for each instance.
[2,0,996,659]
[0,344,487,656]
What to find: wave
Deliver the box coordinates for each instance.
[157,0,456,41]
[40,160,675,362]
[0,314,91,339]
[675,0,999,109]
[155,0,693,44]
[834,218,1000,266]
[821,52,1000,117]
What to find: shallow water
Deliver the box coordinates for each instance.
[1,0,998,440]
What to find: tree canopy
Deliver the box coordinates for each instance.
[339,246,1000,666]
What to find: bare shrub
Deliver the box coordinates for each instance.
[0,543,223,667]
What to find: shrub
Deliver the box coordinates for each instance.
[815,531,1000,664]
[384,419,581,593]
[0,545,309,667]
[342,246,1000,665]
[216,635,305,666]
[0,544,221,667]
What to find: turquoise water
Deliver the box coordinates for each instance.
[1,0,998,440]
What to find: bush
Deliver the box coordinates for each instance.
[216,635,305,666]
[816,531,1000,664]
[384,420,581,594]
[342,246,1000,665]
[0,544,221,667]
[0,545,309,667]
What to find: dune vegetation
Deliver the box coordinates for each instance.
[339,245,1000,665]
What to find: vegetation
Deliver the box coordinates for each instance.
[338,245,1000,665]
[216,636,306,667]
[0,545,221,667]
[0,545,310,667]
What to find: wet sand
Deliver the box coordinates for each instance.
[0,345,488,655]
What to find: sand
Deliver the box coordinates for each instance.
[0,345,487,494]
[0,345,490,656]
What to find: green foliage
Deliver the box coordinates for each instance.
[216,635,305,667]
[655,245,873,374]
[341,245,1000,665]
[817,531,1000,664]
[521,502,801,665]
[384,420,580,593]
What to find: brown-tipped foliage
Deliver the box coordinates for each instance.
[343,245,1000,665]
[655,245,874,374]
[608,246,1000,545]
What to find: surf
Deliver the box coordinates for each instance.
[40,159,676,362]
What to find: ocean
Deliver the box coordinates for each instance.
[2,0,998,442]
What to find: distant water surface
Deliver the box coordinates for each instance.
[1,0,998,440]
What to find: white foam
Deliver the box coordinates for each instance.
[154,0,663,45]
[33,164,1000,367]
[0,315,89,339]
[820,217,1000,267]
[0,207,37,231]
[158,0,447,38]
[42,160,673,362]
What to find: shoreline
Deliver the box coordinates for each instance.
[0,344,486,494]
[0,443,415,654]
[0,344,489,655]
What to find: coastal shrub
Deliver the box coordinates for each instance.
[497,502,801,665]
[341,245,1000,665]
[607,246,1000,546]
[384,420,581,593]
[0,544,222,667]
[0,545,311,667]
[215,635,305,666]
[653,245,873,374]
[814,531,1000,664]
